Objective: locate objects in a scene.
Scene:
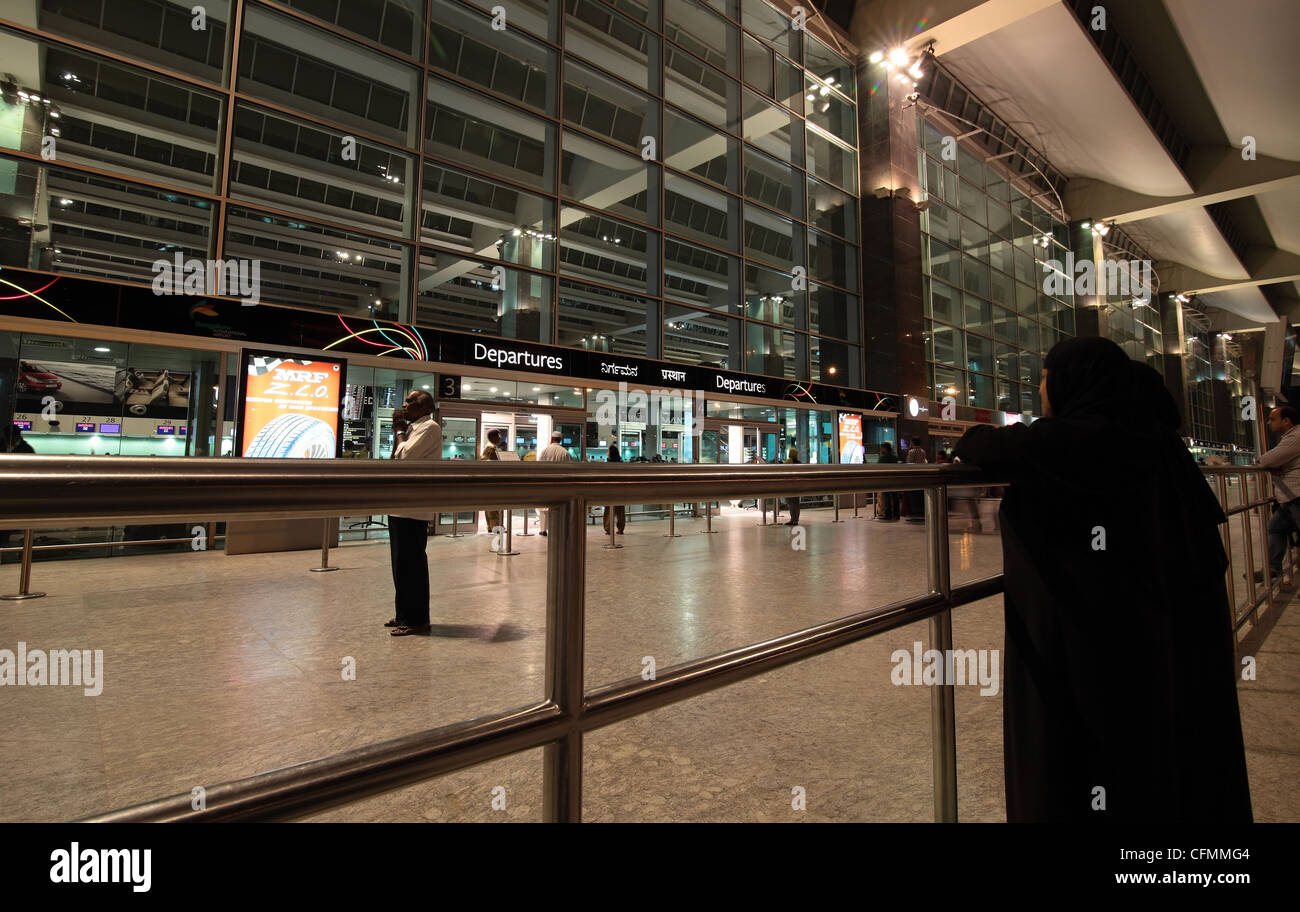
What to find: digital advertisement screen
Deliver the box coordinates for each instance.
[235,349,345,459]
[156,425,175,435]
[838,412,864,464]
[75,422,95,433]
[179,425,188,436]
[98,423,121,434]
[13,420,32,430]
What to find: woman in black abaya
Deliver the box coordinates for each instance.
[954,337,1252,822]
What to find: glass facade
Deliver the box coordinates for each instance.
[918,120,1073,416]
[0,0,860,389]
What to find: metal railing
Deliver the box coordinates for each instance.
[1202,466,1293,631]
[0,456,1281,822]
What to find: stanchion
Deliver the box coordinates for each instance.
[853,495,861,519]
[444,511,464,538]
[308,519,340,572]
[832,493,843,523]
[1,530,46,600]
[757,497,768,526]
[701,500,717,534]
[603,506,623,550]
[664,503,680,537]
[498,507,520,556]
[518,507,535,536]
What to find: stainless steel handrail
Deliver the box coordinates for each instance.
[0,456,1278,822]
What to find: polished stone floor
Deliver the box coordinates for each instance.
[0,502,1294,823]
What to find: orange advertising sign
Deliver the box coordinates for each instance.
[839,412,864,464]
[236,351,345,458]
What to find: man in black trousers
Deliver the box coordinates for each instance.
[386,389,442,636]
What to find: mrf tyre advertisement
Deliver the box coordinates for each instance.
[235,350,345,459]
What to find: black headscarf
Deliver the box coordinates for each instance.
[1043,336,1181,434]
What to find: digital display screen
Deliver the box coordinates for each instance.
[838,413,864,464]
[98,423,121,434]
[563,438,572,445]
[178,426,188,436]
[13,420,32,430]
[156,425,175,435]
[235,349,345,459]
[75,423,95,433]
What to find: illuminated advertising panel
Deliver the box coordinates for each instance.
[235,349,345,459]
[838,412,864,464]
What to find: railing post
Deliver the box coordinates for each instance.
[445,510,464,539]
[700,499,717,534]
[1217,473,1237,631]
[498,507,519,556]
[664,502,680,537]
[519,507,534,536]
[832,493,843,523]
[602,505,622,550]
[543,497,585,823]
[1,529,46,601]
[309,518,340,572]
[924,485,957,823]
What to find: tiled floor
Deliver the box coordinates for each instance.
[0,504,1293,822]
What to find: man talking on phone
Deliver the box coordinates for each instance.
[386,389,442,636]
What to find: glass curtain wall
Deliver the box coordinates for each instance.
[2,0,861,387]
[918,119,1073,416]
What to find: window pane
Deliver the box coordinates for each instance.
[745,322,795,377]
[560,132,655,224]
[994,344,1018,381]
[958,179,985,224]
[233,104,414,238]
[665,106,738,191]
[429,0,555,114]
[558,278,648,355]
[962,255,989,297]
[665,302,734,368]
[744,205,796,267]
[743,88,793,161]
[934,364,963,402]
[16,38,223,192]
[564,60,653,153]
[665,0,737,72]
[425,77,556,192]
[807,175,857,242]
[457,0,555,39]
[240,5,419,146]
[809,229,857,291]
[418,250,552,341]
[926,237,960,286]
[423,159,554,269]
[993,305,1016,342]
[805,126,856,192]
[805,35,853,98]
[226,206,409,317]
[666,50,740,134]
[664,237,739,313]
[923,202,961,247]
[745,263,799,327]
[564,0,657,92]
[988,235,1013,275]
[931,324,962,367]
[811,337,859,386]
[284,0,422,57]
[37,0,228,82]
[806,281,857,340]
[964,294,991,335]
[743,144,799,214]
[805,76,855,144]
[743,33,774,96]
[987,200,1011,238]
[665,171,737,250]
[965,332,990,374]
[560,205,657,295]
[741,0,797,61]
[968,371,994,408]
[930,278,959,325]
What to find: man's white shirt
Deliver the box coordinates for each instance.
[392,414,442,521]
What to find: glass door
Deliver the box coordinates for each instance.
[436,415,478,533]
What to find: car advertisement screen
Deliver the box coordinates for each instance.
[235,350,345,459]
[838,412,864,464]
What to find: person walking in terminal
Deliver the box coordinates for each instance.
[953,337,1251,822]
[1254,405,1300,584]
[481,429,504,550]
[604,443,626,534]
[783,445,801,525]
[386,390,442,637]
[904,435,928,522]
[537,430,571,537]
[876,442,900,521]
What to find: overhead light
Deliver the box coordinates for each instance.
[49,110,59,119]
[94,347,110,353]
[490,387,498,392]
[421,384,429,389]
[908,62,924,80]
[58,198,73,205]
[869,51,884,64]
[889,47,909,68]
[532,386,540,392]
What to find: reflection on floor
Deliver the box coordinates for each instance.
[0,506,1293,822]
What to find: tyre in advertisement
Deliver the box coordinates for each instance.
[235,350,345,459]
